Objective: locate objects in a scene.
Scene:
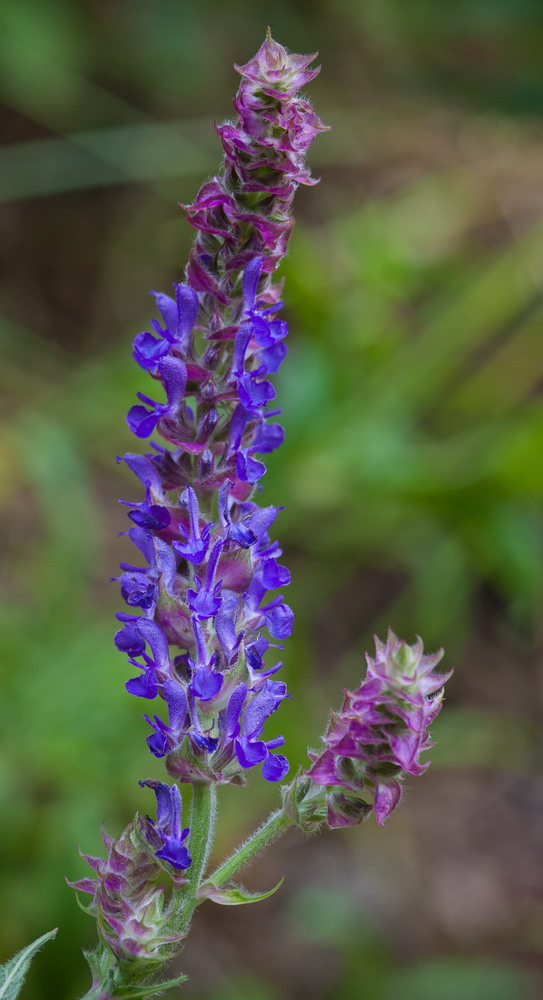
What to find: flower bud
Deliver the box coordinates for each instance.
[307,631,452,827]
[69,815,180,964]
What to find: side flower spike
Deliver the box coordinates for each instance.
[68,815,177,961]
[307,631,452,827]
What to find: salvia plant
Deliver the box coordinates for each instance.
[2,30,452,1000]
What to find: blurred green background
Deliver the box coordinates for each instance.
[1,0,543,998]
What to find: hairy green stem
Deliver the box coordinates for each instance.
[204,807,293,890]
[173,782,217,933]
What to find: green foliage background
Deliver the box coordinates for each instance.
[1,1,543,998]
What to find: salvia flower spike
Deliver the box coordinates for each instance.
[71,31,451,1000]
[74,31,327,999]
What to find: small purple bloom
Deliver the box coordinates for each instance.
[261,598,294,640]
[259,541,291,589]
[119,572,157,611]
[187,540,224,619]
[144,678,188,758]
[125,655,158,699]
[242,258,289,368]
[172,486,213,564]
[252,421,285,454]
[119,618,171,697]
[188,617,223,701]
[133,329,171,371]
[127,357,187,438]
[219,486,280,549]
[127,503,171,531]
[236,449,267,485]
[114,625,146,657]
[237,372,276,411]
[139,779,192,871]
[150,283,199,349]
[224,679,290,782]
[245,635,270,671]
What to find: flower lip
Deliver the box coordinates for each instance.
[139,779,192,871]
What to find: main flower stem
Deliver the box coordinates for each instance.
[204,807,293,890]
[174,782,217,933]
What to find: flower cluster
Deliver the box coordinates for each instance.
[69,782,188,961]
[184,27,328,314]
[307,632,452,827]
[113,36,326,806]
[65,36,454,1000]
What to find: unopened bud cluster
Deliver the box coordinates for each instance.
[307,631,451,827]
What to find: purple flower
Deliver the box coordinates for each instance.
[117,618,170,698]
[236,448,267,485]
[307,631,452,827]
[127,356,187,438]
[114,31,326,785]
[187,617,223,701]
[127,502,171,531]
[187,540,224,620]
[237,371,276,411]
[223,680,289,782]
[172,486,212,564]
[139,779,192,871]
[144,679,188,757]
[259,541,291,589]
[76,31,327,993]
[246,572,294,640]
[119,572,157,611]
[133,285,199,371]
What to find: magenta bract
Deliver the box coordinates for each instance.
[308,631,453,826]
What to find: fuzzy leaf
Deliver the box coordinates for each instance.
[0,929,57,1000]
[199,877,284,905]
[113,973,188,999]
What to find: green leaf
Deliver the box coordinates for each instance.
[113,974,188,999]
[0,929,57,1000]
[199,878,284,906]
